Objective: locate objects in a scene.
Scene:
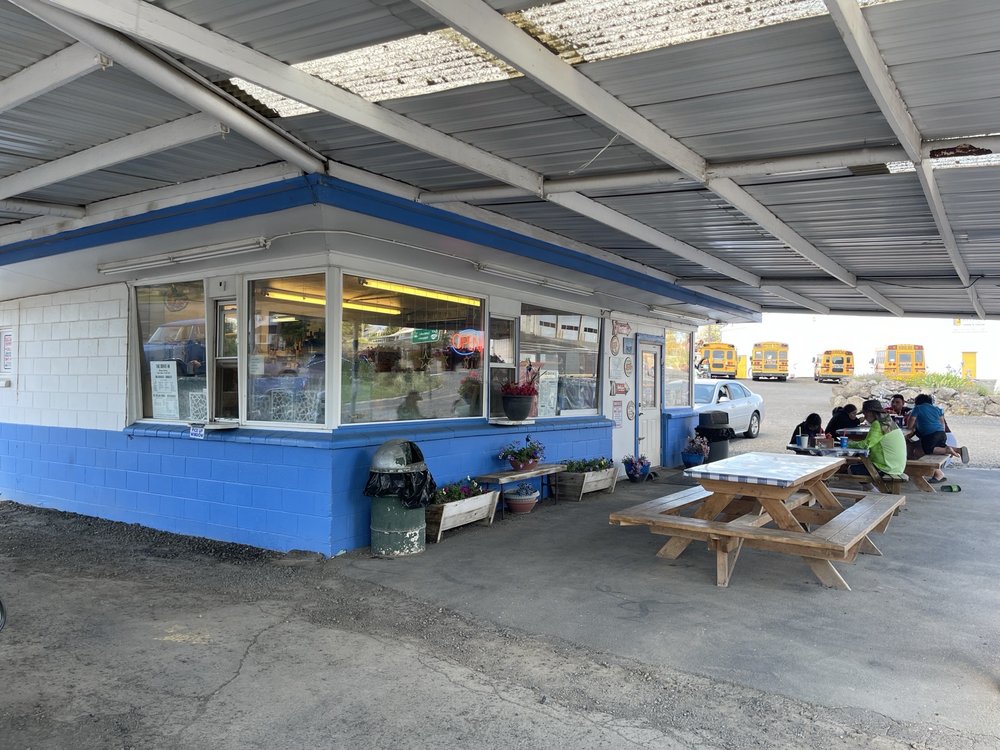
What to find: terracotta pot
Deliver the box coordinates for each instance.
[508,459,538,471]
[504,491,539,514]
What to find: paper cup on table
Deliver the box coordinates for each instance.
[796,435,809,448]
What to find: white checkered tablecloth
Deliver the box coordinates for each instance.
[683,452,844,488]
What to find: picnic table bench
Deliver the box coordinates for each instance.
[610,452,906,589]
[835,455,947,493]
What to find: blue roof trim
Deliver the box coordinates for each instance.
[0,178,319,266]
[311,176,750,314]
[0,172,752,315]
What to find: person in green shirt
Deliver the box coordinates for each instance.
[847,399,907,485]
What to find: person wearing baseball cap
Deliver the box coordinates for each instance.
[846,399,907,486]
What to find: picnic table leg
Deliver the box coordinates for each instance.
[910,474,935,492]
[656,492,735,559]
[759,496,851,590]
[860,457,891,493]
[714,536,743,587]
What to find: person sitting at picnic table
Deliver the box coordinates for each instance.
[789,412,824,446]
[887,393,911,427]
[825,403,861,435]
[906,393,969,471]
[845,399,907,488]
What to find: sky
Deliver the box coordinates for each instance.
[716,313,999,380]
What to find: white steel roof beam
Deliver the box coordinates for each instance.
[824,0,979,315]
[855,284,905,317]
[0,114,227,201]
[0,42,106,114]
[11,0,326,175]
[24,0,543,195]
[0,198,85,218]
[414,0,860,289]
[22,0,780,297]
[759,285,831,315]
[546,192,760,287]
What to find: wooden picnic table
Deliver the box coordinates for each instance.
[610,452,905,590]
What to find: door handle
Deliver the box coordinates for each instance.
[637,436,645,441]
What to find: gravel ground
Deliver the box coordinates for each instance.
[723,378,1000,470]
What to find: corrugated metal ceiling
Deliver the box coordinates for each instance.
[2,0,1000,321]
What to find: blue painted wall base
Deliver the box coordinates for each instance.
[0,418,611,555]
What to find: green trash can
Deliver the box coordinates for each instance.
[363,439,436,558]
[369,496,426,557]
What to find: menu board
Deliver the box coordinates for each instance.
[151,361,180,419]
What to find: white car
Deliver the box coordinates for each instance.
[693,378,764,438]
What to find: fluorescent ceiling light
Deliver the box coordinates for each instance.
[361,279,481,307]
[270,315,298,322]
[343,301,401,315]
[265,290,326,305]
[97,237,270,275]
[477,264,594,296]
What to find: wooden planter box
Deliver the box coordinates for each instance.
[555,467,618,502]
[424,490,499,543]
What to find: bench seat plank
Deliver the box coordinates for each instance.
[609,486,712,525]
[810,494,905,547]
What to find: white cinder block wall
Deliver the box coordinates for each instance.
[0,284,128,431]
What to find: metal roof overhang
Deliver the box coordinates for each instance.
[2,0,1000,321]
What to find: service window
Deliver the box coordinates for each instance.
[519,304,599,416]
[340,275,483,423]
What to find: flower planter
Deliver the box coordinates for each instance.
[508,458,538,471]
[681,452,706,468]
[624,464,651,483]
[556,467,618,502]
[504,490,539,514]
[501,394,534,421]
[425,490,499,543]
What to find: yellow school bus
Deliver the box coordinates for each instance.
[697,342,737,379]
[751,341,789,381]
[874,344,925,378]
[813,349,854,383]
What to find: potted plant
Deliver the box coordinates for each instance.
[499,367,541,421]
[425,477,499,543]
[622,454,651,482]
[498,435,545,471]
[504,481,540,514]
[681,435,711,468]
[557,457,618,501]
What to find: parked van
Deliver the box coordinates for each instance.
[697,342,737,379]
[813,349,854,382]
[751,341,789,381]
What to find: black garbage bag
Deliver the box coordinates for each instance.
[363,439,437,509]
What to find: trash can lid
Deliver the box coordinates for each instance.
[369,439,428,474]
[698,410,730,427]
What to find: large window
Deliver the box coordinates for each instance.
[136,281,207,421]
[247,273,326,424]
[519,305,599,415]
[341,275,483,423]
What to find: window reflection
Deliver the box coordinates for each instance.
[248,273,326,424]
[519,305,599,415]
[136,281,207,421]
[341,276,483,423]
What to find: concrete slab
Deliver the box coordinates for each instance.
[342,468,1000,736]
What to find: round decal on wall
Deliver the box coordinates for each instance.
[610,335,620,356]
[623,356,633,377]
[626,400,636,420]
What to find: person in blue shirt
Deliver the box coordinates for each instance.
[907,394,969,467]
